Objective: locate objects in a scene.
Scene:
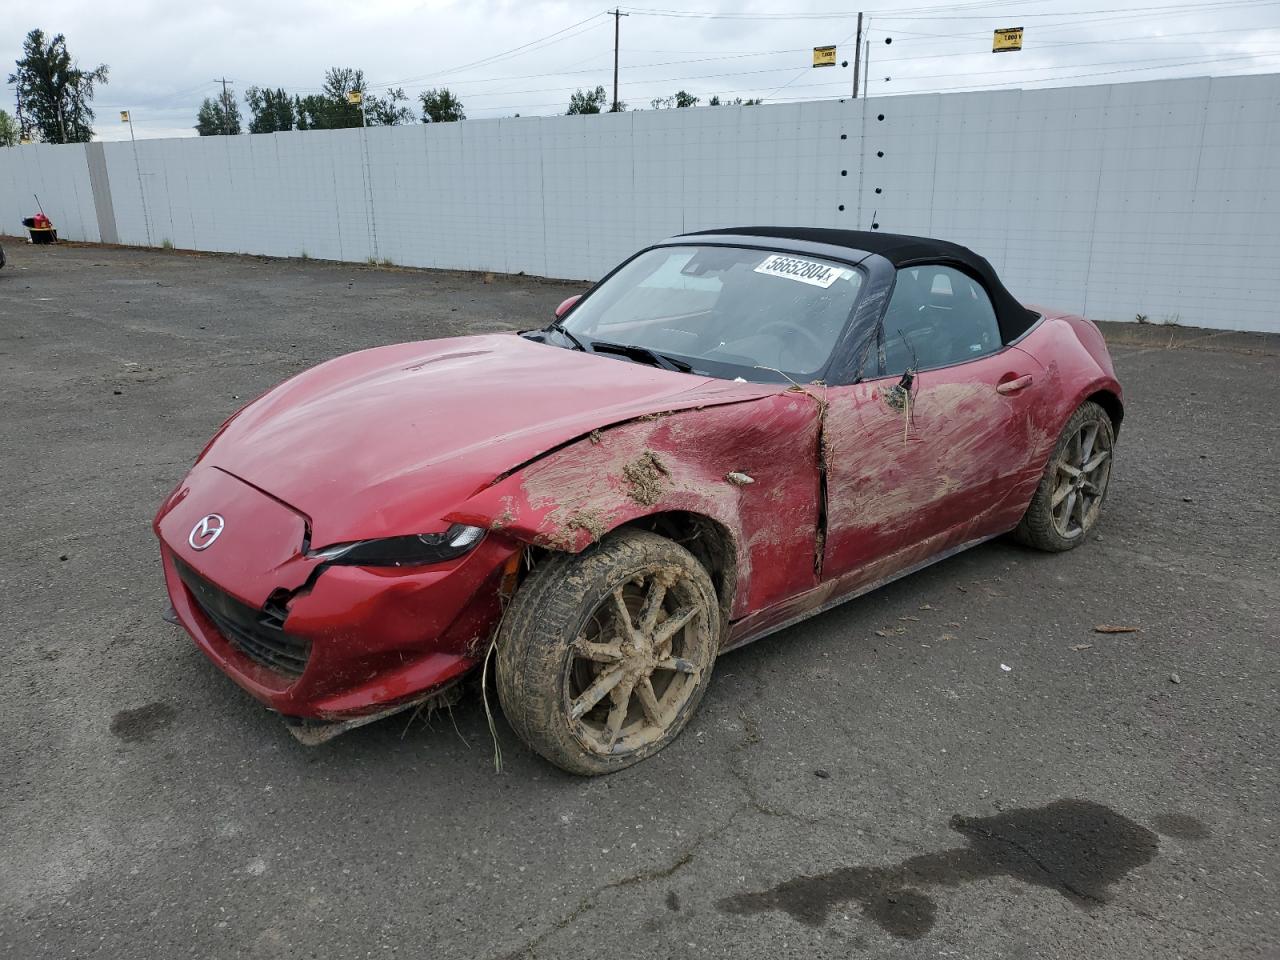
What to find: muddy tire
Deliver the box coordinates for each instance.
[496,529,720,776]
[1015,400,1115,552]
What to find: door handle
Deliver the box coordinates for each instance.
[996,374,1034,395]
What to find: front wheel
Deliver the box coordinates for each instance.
[496,529,720,776]
[1015,400,1115,551]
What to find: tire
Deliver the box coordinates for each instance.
[1015,400,1115,552]
[496,528,720,776]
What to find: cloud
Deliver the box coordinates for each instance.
[4,0,1278,140]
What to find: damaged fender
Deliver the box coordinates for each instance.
[447,392,825,621]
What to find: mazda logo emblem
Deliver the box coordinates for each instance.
[189,514,225,551]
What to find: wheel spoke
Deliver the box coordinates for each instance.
[603,678,636,749]
[1058,461,1082,479]
[569,666,624,720]
[655,656,699,675]
[636,575,669,637]
[1074,488,1088,526]
[1080,424,1098,464]
[1050,480,1073,508]
[1082,449,1111,474]
[653,606,698,649]
[1061,490,1078,530]
[610,588,641,642]
[635,676,665,727]
[573,637,623,663]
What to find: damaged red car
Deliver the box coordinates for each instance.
[154,227,1122,775]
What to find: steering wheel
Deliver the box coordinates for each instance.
[756,320,827,360]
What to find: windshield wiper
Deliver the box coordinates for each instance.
[589,340,693,373]
[546,320,586,352]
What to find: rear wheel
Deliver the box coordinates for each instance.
[1015,400,1115,551]
[496,529,719,776]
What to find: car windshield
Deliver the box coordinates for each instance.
[554,245,865,383]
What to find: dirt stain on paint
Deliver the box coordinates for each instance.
[564,509,608,543]
[622,450,670,506]
[717,799,1159,939]
[110,701,178,742]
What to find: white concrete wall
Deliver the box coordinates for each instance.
[2,72,1277,332]
[0,139,101,243]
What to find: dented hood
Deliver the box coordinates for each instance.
[204,333,776,546]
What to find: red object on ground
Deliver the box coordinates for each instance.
[153,229,1122,735]
[24,212,57,243]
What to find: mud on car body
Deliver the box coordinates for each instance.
[155,226,1123,775]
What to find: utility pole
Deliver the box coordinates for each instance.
[852,12,863,98]
[214,77,233,135]
[611,8,628,113]
[122,109,153,247]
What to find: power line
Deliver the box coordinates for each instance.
[875,0,1280,19]
[752,48,1280,89]
[621,0,1277,18]
[876,50,1280,93]
[370,14,611,88]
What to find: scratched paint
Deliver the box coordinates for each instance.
[456,393,822,620]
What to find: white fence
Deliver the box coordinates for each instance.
[2,72,1278,332]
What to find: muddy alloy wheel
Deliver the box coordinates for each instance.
[1015,400,1115,551]
[496,529,719,776]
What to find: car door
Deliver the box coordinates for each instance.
[820,263,1043,591]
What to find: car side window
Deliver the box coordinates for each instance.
[881,265,1002,376]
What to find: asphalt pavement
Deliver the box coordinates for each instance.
[1,241,1276,959]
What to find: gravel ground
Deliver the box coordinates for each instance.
[1,240,1277,960]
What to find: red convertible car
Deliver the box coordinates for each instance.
[154,227,1122,775]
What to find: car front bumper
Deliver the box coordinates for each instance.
[154,467,516,723]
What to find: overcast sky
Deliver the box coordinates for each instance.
[5,0,1279,140]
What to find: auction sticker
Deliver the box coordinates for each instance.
[753,254,842,288]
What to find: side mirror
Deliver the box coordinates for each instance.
[554,294,582,319]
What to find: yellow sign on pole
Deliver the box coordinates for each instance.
[119,110,130,122]
[346,91,363,105]
[812,45,837,68]
[993,27,1023,52]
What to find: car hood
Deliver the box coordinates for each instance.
[204,333,777,546]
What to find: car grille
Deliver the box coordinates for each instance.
[174,559,311,679]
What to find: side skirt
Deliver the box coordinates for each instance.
[723,534,997,653]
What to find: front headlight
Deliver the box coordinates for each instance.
[310,523,484,567]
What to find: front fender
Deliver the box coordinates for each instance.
[447,392,823,619]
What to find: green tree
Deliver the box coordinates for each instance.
[295,67,366,130]
[245,86,295,133]
[364,87,414,126]
[0,109,19,146]
[419,87,465,123]
[673,90,699,108]
[7,28,108,143]
[194,85,242,135]
[566,86,607,115]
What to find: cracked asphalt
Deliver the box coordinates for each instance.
[2,241,1277,959]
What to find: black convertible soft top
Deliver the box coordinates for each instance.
[686,225,1039,343]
